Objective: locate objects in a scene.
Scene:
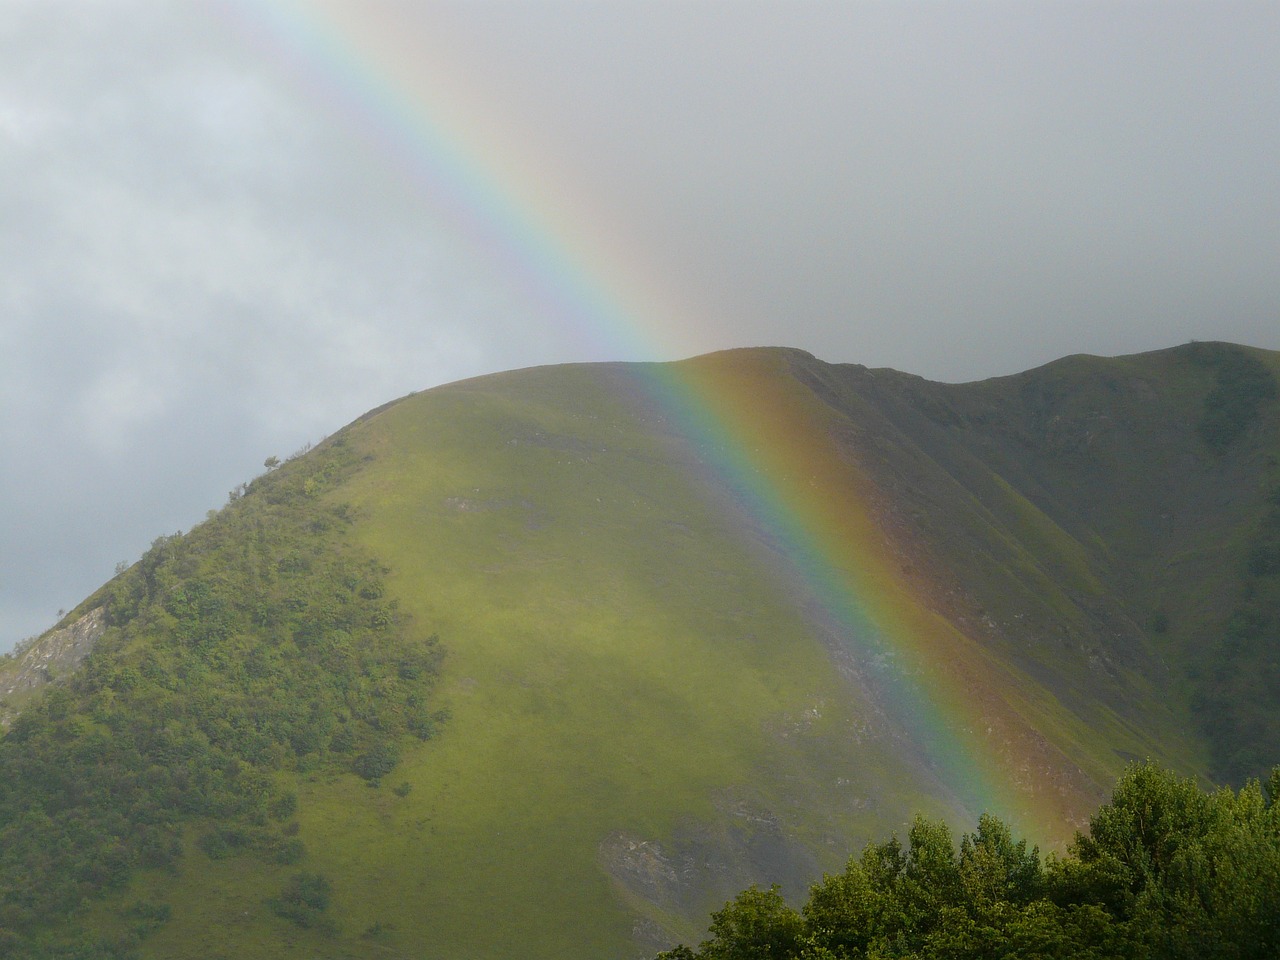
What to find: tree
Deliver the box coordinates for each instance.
[1069,762,1280,959]
[698,885,804,960]
[653,763,1280,960]
[957,813,1041,912]
[803,856,879,958]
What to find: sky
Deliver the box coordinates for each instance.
[2,0,1278,650]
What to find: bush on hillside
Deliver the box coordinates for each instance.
[270,872,337,934]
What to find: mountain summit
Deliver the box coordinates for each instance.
[1,342,1276,959]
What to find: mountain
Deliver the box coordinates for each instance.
[0,341,1276,959]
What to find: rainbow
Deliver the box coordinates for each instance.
[636,354,1086,839]
[217,1,1086,840]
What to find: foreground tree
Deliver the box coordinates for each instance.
[658,762,1280,960]
[1067,763,1280,958]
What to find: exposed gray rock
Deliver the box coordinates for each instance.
[599,799,825,957]
[0,607,104,727]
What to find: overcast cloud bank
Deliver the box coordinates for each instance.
[3,1,1277,648]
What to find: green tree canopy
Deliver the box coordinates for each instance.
[658,761,1280,960]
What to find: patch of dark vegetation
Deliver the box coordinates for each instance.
[0,435,443,955]
[270,871,339,936]
[353,740,401,782]
[657,762,1280,960]
[123,900,171,943]
[1190,483,1280,784]
[1186,342,1277,454]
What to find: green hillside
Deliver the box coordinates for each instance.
[0,343,1275,959]
[803,342,1279,783]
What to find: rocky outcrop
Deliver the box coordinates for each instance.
[598,800,825,955]
[0,607,105,727]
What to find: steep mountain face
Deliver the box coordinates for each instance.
[789,342,1278,783]
[0,342,1275,960]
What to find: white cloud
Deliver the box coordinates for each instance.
[0,95,62,145]
[79,368,169,454]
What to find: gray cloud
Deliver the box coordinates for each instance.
[2,0,1278,647]
[418,0,1279,371]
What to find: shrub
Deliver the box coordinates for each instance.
[353,741,400,782]
[271,872,336,933]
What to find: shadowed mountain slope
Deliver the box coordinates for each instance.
[796,342,1278,782]
[0,342,1275,960]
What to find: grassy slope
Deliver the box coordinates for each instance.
[937,346,1280,772]
[123,361,967,960]
[783,354,1203,783]
[806,344,1279,782]
[327,363,963,956]
[9,344,1274,960]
